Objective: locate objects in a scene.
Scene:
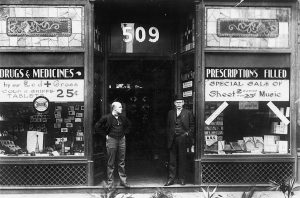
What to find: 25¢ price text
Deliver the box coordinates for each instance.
[57,89,78,98]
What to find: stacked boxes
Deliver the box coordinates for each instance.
[204,103,224,153]
[264,135,280,153]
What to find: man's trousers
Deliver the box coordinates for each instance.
[106,136,127,189]
[168,134,187,180]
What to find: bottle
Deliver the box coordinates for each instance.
[61,138,65,155]
[35,134,39,153]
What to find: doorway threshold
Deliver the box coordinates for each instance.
[96,180,196,188]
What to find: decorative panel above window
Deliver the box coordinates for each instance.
[0,6,84,47]
[205,7,290,48]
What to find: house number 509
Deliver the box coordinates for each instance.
[122,26,159,43]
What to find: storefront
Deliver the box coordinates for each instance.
[197,1,298,184]
[0,0,299,187]
[0,0,93,186]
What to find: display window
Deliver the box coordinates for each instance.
[203,6,292,156]
[204,67,290,155]
[0,67,85,157]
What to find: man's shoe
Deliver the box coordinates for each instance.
[179,179,185,185]
[164,179,175,186]
[120,182,130,188]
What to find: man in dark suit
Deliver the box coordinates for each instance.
[165,95,194,186]
[94,101,131,190]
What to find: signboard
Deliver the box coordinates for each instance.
[110,22,173,54]
[7,17,72,37]
[0,67,84,102]
[183,90,193,98]
[238,101,259,110]
[205,68,289,101]
[217,19,279,38]
[183,81,193,89]
[183,80,193,98]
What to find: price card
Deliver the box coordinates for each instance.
[0,67,84,102]
[0,79,84,102]
[205,68,290,102]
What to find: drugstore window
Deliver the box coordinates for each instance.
[204,67,290,155]
[0,102,85,157]
[0,66,85,157]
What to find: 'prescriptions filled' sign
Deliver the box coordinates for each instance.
[0,67,84,102]
[205,67,289,101]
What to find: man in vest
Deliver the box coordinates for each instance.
[165,95,194,186]
[95,101,131,190]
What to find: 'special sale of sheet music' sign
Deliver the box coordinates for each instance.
[0,67,84,102]
[205,67,289,101]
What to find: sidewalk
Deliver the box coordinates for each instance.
[0,190,300,198]
[1,181,300,198]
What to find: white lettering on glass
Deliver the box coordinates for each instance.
[121,24,159,43]
[135,27,146,42]
[148,27,159,42]
[122,26,134,43]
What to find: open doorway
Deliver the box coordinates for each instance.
[107,59,174,185]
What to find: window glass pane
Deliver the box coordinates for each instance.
[204,66,290,155]
[0,54,85,157]
[204,101,290,155]
[205,7,290,49]
[0,102,84,156]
